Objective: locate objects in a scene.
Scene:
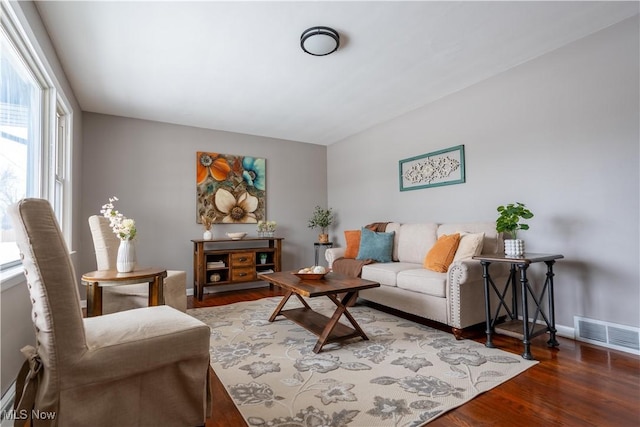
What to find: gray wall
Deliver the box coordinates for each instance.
[327,17,639,329]
[79,114,328,292]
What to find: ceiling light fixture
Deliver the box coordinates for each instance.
[300,26,340,56]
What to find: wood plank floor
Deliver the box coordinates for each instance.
[190,287,640,427]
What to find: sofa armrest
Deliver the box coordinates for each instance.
[325,247,346,268]
[446,259,510,329]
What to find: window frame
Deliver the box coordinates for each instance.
[1,0,73,280]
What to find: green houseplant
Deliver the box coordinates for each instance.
[307,206,334,243]
[496,202,534,239]
[496,202,534,257]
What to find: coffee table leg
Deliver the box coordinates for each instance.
[313,293,368,353]
[333,292,368,340]
[269,290,294,322]
[294,293,311,309]
[314,303,346,353]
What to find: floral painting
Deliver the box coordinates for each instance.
[196,152,266,224]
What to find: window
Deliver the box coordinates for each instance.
[0,1,72,272]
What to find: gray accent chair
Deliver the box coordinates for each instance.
[10,198,210,426]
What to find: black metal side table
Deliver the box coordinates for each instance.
[314,242,333,267]
[473,252,564,360]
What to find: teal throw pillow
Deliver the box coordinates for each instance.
[356,228,395,263]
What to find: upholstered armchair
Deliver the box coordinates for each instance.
[88,215,187,313]
[10,199,211,426]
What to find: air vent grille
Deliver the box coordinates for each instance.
[608,326,640,350]
[575,316,640,355]
[578,320,606,342]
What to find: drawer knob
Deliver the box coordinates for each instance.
[238,272,247,277]
[239,257,247,262]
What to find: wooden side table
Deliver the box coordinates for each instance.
[81,267,167,317]
[473,253,564,360]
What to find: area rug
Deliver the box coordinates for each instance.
[188,297,537,427]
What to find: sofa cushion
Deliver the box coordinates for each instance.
[343,230,361,259]
[424,233,461,272]
[361,262,419,287]
[453,231,485,261]
[397,223,438,264]
[385,222,402,261]
[356,228,394,263]
[397,268,447,298]
[437,222,502,255]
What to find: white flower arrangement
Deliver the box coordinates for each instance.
[100,196,137,241]
[257,220,277,236]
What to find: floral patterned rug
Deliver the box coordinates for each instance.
[188,297,537,427]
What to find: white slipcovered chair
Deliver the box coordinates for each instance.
[10,198,211,426]
[88,215,187,313]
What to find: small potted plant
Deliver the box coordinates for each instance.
[307,206,334,243]
[496,202,534,257]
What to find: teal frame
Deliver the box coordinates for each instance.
[399,145,465,191]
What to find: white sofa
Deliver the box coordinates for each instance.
[326,222,508,337]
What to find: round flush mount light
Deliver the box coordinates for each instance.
[300,26,340,56]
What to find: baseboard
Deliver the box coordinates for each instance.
[555,324,574,339]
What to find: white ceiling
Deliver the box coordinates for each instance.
[35,1,638,145]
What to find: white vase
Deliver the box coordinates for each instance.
[203,230,213,240]
[504,239,525,258]
[116,239,136,273]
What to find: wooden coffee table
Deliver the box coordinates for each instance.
[257,271,380,353]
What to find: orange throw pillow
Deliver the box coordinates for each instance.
[424,233,461,272]
[344,230,361,259]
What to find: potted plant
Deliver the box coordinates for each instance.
[496,202,534,257]
[307,206,334,243]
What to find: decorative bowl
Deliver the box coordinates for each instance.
[293,272,327,280]
[226,232,247,240]
[293,269,329,280]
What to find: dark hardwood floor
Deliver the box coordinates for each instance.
[190,287,640,427]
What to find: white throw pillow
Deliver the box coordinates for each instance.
[453,231,485,261]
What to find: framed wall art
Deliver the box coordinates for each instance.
[196,152,266,224]
[399,145,465,191]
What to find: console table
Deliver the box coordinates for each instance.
[473,252,564,360]
[192,237,283,300]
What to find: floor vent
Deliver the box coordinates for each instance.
[574,316,640,355]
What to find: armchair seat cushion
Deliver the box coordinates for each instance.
[70,305,209,386]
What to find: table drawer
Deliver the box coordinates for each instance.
[231,252,254,267]
[231,267,256,282]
